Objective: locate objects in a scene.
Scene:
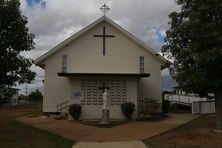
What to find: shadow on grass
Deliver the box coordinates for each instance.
[8,120,75,148]
[74,120,130,128]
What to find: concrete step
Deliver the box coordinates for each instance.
[54,112,68,120]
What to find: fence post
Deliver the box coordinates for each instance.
[210,101,212,113]
[199,102,202,114]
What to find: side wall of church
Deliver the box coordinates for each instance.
[139,65,162,101]
[42,51,70,113]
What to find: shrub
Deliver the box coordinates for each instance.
[140,98,161,116]
[68,104,82,120]
[162,100,170,113]
[170,103,191,113]
[121,102,135,120]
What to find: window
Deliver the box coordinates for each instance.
[61,54,68,73]
[140,56,145,73]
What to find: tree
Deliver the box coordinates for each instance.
[29,89,43,101]
[0,0,36,90]
[162,0,222,130]
[0,87,14,105]
[18,94,26,101]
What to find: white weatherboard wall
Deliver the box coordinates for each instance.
[43,61,70,112]
[59,22,163,74]
[39,19,164,116]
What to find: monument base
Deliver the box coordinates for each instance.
[100,109,110,125]
[213,129,222,133]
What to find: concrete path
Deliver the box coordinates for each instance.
[17,113,197,142]
[73,141,147,148]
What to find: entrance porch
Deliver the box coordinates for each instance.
[58,73,150,120]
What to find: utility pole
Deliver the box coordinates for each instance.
[25,85,28,101]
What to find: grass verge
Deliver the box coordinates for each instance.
[142,115,222,148]
[0,106,75,148]
[11,120,75,148]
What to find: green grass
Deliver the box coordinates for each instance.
[0,106,75,148]
[76,120,130,128]
[12,120,75,147]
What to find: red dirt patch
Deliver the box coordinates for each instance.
[143,115,222,148]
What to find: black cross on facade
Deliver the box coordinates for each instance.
[94,26,115,56]
[98,82,110,92]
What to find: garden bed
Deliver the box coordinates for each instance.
[73,120,130,128]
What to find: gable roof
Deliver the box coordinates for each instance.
[35,16,169,67]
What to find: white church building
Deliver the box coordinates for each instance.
[35,16,169,119]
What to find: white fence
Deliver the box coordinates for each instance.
[165,94,207,104]
[192,101,215,114]
[165,94,215,114]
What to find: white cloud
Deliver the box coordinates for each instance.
[17,0,179,93]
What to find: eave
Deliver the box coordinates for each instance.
[57,72,150,78]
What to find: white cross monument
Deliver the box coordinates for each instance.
[99,82,110,124]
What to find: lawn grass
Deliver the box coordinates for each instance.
[143,115,222,148]
[75,120,130,128]
[0,106,75,148]
[11,120,74,147]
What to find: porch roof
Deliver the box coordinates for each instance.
[58,72,150,78]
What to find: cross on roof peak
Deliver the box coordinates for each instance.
[100,3,110,16]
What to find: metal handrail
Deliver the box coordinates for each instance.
[56,100,68,112]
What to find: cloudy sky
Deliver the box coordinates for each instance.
[18,0,178,94]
